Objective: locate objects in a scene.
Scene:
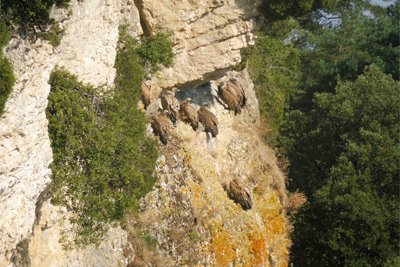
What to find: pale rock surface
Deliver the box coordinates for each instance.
[0,0,141,265]
[137,0,260,89]
[24,198,129,267]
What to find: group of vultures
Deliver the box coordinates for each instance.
[141,78,247,145]
[140,78,253,210]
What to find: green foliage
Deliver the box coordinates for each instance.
[47,24,174,247]
[1,0,70,31]
[281,65,399,266]
[137,27,174,73]
[0,19,10,48]
[0,19,15,116]
[292,0,399,111]
[259,0,339,21]
[37,22,65,46]
[239,32,300,145]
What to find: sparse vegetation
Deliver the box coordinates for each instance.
[37,22,65,46]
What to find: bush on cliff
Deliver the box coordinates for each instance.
[0,19,15,116]
[47,24,173,247]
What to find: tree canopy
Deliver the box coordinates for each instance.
[281,64,399,266]
[244,0,399,265]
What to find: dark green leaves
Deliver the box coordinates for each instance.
[282,65,399,266]
[0,19,15,115]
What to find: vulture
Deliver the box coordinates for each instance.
[140,81,151,110]
[217,84,241,115]
[197,102,218,138]
[223,177,253,210]
[153,110,170,145]
[180,98,199,131]
[228,78,246,108]
[161,88,180,124]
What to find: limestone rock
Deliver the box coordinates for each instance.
[137,0,259,89]
[0,0,141,265]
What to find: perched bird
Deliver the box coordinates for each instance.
[180,98,199,131]
[140,81,151,110]
[197,102,218,138]
[217,84,241,115]
[223,177,253,210]
[153,110,170,145]
[228,78,246,108]
[161,88,180,123]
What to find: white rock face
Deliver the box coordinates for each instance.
[0,0,141,265]
[137,0,259,89]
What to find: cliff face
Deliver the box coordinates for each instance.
[136,0,259,89]
[0,0,290,266]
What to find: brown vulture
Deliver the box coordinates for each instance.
[197,102,218,138]
[180,98,199,131]
[153,110,170,145]
[140,81,151,110]
[228,78,246,108]
[217,84,241,115]
[223,177,253,210]
[161,88,180,123]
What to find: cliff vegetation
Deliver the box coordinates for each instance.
[46,24,173,247]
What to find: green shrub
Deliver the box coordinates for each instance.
[47,23,174,247]
[37,22,65,47]
[137,26,174,73]
[0,19,15,116]
[1,0,70,32]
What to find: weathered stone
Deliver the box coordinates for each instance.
[0,0,140,265]
[136,0,259,89]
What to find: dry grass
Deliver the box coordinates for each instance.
[122,215,172,267]
[287,190,307,217]
[231,116,288,205]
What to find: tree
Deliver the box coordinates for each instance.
[240,31,300,144]
[259,0,339,21]
[292,0,399,111]
[281,65,399,266]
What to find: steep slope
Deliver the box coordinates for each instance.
[0,0,291,266]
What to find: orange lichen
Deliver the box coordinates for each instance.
[249,230,269,266]
[212,224,238,266]
[255,190,290,266]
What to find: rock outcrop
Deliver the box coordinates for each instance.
[136,0,259,89]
